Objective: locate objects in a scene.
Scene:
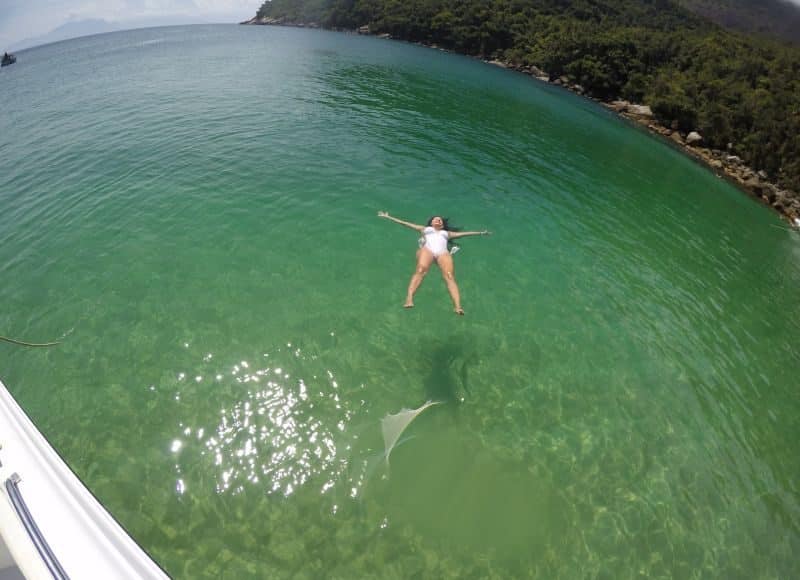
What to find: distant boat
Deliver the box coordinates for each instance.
[1,52,16,67]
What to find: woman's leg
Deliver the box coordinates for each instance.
[405,248,435,307]
[435,253,463,314]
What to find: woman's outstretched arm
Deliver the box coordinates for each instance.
[449,229,492,239]
[377,211,425,232]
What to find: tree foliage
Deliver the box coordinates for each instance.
[256,0,800,191]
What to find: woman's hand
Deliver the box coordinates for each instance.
[378,211,389,218]
[481,230,492,236]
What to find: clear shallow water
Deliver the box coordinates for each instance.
[1,24,799,579]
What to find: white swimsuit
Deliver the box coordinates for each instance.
[421,226,449,257]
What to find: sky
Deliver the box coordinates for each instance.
[0,0,261,50]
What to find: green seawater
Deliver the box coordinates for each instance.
[1,24,799,579]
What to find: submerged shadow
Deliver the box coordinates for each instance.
[415,335,477,404]
[416,331,544,405]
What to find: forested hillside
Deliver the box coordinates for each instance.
[676,0,800,44]
[253,0,800,197]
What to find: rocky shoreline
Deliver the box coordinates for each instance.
[242,17,800,226]
[488,60,800,226]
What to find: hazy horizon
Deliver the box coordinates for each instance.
[1,1,260,51]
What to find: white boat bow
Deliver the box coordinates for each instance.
[0,379,169,579]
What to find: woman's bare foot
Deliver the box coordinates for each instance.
[404,300,414,308]
[455,308,465,316]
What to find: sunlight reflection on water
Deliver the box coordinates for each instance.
[169,343,362,498]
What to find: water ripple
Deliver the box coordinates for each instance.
[1,25,798,580]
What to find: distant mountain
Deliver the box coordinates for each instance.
[10,13,245,51]
[11,19,121,51]
[676,0,800,44]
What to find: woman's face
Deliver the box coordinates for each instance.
[430,216,444,229]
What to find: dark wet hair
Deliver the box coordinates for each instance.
[425,213,458,232]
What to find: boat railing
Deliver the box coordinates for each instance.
[5,472,70,579]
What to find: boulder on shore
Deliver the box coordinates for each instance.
[529,65,547,78]
[627,104,653,118]
[686,131,702,145]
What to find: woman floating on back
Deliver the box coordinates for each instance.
[378,211,491,315]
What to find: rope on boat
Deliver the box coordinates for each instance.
[0,335,61,348]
